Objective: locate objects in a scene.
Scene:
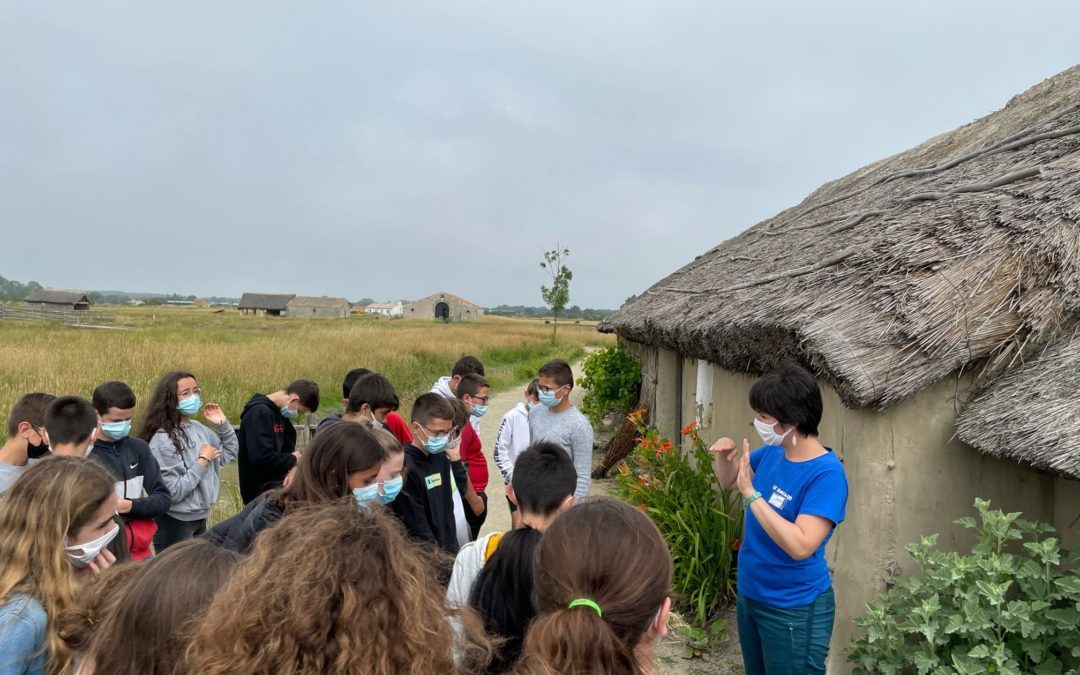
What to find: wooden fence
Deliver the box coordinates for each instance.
[0,303,118,327]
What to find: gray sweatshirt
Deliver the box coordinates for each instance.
[148,420,239,521]
[528,404,594,501]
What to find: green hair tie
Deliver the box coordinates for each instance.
[568,598,603,617]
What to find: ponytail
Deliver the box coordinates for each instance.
[516,607,640,675]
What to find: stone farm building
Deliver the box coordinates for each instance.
[286,296,350,318]
[601,66,1080,671]
[403,292,484,321]
[24,289,92,311]
[237,293,295,316]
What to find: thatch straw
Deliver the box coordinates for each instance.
[600,66,1080,475]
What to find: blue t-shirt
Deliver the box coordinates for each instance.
[737,445,848,608]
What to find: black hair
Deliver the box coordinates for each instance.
[748,362,823,437]
[91,381,137,415]
[452,356,485,378]
[526,379,539,399]
[455,373,490,400]
[285,380,320,413]
[138,371,197,453]
[7,392,56,438]
[469,527,543,673]
[538,359,574,388]
[410,393,455,427]
[341,368,372,400]
[44,396,98,445]
[346,373,400,414]
[512,442,577,516]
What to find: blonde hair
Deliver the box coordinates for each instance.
[0,455,116,674]
[371,427,404,458]
[187,501,492,674]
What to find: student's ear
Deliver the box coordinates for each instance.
[559,495,576,512]
[505,485,518,506]
[653,597,672,638]
[341,398,349,408]
[16,421,34,440]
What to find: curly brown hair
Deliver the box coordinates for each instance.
[187,500,493,674]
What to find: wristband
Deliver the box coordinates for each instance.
[743,491,763,508]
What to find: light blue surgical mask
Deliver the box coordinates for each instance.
[377,476,404,505]
[538,389,563,408]
[353,484,380,509]
[472,404,488,418]
[101,420,132,440]
[177,395,203,416]
[423,435,448,454]
[281,406,299,420]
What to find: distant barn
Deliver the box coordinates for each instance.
[403,292,484,321]
[24,289,92,311]
[237,293,295,316]
[286,295,350,318]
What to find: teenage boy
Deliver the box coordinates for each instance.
[237,379,320,504]
[494,379,539,529]
[390,393,470,555]
[529,359,594,502]
[432,355,485,432]
[318,368,413,444]
[446,441,577,607]
[455,373,491,539]
[89,381,171,561]
[0,393,56,494]
[43,396,100,457]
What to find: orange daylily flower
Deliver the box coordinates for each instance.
[681,422,698,435]
[658,440,674,454]
[637,503,648,513]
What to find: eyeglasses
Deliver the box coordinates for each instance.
[537,384,566,394]
[179,387,203,398]
[417,424,453,441]
[468,395,489,404]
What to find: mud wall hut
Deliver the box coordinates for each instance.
[600,66,1080,672]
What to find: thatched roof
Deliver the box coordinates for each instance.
[956,331,1080,479]
[288,295,349,309]
[238,293,295,311]
[601,66,1080,473]
[24,289,91,305]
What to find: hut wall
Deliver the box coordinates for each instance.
[641,343,1078,674]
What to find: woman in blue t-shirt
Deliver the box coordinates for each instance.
[710,363,848,675]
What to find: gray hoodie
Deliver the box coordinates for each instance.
[148,420,239,521]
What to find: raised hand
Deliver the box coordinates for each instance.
[736,439,755,497]
[76,548,116,582]
[202,403,227,426]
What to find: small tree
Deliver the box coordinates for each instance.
[540,245,572,341]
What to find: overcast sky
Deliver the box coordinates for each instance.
[1,2,1077,308]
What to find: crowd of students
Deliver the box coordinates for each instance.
[0,353,846,674]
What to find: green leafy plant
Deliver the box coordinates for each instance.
[539,245,572,341]
[613,414,742,628]
[848,498,1080,675]
[579,344,642,426]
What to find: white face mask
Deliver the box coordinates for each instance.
[65,522,119,568]
[753,418,791,447]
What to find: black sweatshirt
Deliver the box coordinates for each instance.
[390,443,468,555]
[89,436,171,519]
[237,394,298,504]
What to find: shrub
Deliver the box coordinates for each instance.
[848,498,1080,675]
[612,413,742,626]
[579,344,641,426]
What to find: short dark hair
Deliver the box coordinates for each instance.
[538,359,573,388]
[455,373,490,400]
[45,396,99,445]
[410,393,454,427]
[526,379,539,398]
[7,392,56,438]
[452,356,485,378]
[512,442,577,516]
[346,374,399,413]
[445,397,469,430]
[92,381,137,415]
[285,380,320,412]
[748,363,823,437]
[341,368,372,400]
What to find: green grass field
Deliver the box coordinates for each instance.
[0,306,612,522]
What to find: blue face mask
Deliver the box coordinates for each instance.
[281,406,299,420]
[538,389,563,408]
[472,404,488,418]
[101,420,132,440]
[353,484,380,509]
[377,476,404,505]
[177,395,203,416]
[423,435,448,454]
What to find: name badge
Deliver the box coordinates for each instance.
[425,473,443,490]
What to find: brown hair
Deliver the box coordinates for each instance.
[82,539,240,675]
[6,392,55,438]
[0,456,116,674]
[275,421,386,511]
[515,498,672,675]
[56,562,140,655]
[187,501,492,674]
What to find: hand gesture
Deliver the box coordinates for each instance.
[75,548,116,582]
[709,437,739,463]
[282,466,298,489]
[202,403,227,426]
[735,439,755,497]
[199,443,222,462]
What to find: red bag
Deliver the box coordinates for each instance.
[125,518,158,561]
